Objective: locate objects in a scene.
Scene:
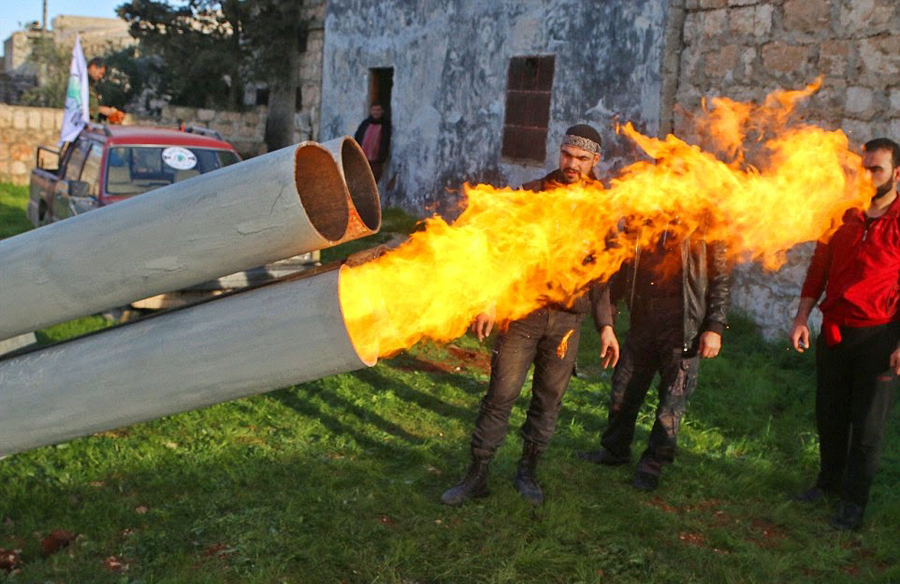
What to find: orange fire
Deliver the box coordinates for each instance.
[339,81,872,362]
[557,329,575,360]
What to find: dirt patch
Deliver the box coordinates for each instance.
[395,344,491,376]
[445,345,492,374]
[678,531,706,547]
[40,529,77,556]
[0,548,21,573]
[645,496,679,514]
[748,518,787,549]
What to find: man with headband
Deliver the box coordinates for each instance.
[441,124,620,507]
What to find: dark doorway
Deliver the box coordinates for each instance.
[368,67,393,114]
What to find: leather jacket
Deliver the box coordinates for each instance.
[613,225,732,350]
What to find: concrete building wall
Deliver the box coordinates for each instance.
[321,0,671,210]
[669,0,900,339]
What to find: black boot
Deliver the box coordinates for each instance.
[441,456,491,506]
[514,442,544,506]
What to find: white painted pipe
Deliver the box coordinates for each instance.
[0,267,374,458]
[0,137,379,341]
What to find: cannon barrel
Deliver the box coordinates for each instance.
[0,137,379,341]
[0,267,374,457]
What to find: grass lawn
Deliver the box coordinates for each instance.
[1,183,898,582]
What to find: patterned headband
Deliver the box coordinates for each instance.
[561,134,601,154]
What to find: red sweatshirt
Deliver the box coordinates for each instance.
[801,194,900,331]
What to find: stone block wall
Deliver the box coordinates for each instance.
[0,104,63,185]
[669,0,900,339]
[153,105,269,159]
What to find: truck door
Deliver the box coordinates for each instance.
[53,137,101,220]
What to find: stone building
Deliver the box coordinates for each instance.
[1,15,135,106]
[321,0,673,210]
[2,15,133,75]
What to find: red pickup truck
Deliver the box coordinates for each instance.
[28,124,241,226]
[27,124,318,308]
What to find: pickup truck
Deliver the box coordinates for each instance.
[28,124,318,308]
[28,124,241,226]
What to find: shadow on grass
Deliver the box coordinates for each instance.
[351,367,478,423]
[268,385,425,455]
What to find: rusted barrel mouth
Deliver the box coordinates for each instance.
[340,137,382,232]
[294,143,350,242]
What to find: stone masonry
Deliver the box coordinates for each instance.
[152,105,269,159]
[0,104,63,185]
[668,0,900,339]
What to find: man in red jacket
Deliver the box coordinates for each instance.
[790,137,900,530]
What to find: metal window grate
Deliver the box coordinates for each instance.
[501,55,555,162]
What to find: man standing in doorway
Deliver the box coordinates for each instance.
[577,198,732,491]
[354,103,391,182]
[789,138,900,531]
[441,124,620,507]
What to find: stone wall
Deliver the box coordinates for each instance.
[0,104,63,185]
[152,105,270,159]
[670,0,900,339]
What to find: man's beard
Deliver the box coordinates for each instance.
[561,169,581,184]
[873,179,895,201]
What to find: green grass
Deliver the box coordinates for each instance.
[1,183,898,582]
[0,183,32,239]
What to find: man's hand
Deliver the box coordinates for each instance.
[470,312,495,342]
[890,347,900,376]
[599,325,619,369]
[790,320,811,353]
[698,331,722,359]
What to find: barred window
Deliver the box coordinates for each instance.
[501,55,555,162]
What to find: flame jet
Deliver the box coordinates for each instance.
[340,81,872,360]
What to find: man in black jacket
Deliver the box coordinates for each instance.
[441,124,620,507]
[578,216,732,491]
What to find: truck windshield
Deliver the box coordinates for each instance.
[105,146,240,196]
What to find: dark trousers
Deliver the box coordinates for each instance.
[601,305,699,476]
[470,308,583,459]
[815,323,898,506]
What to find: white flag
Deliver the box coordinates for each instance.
[59,34,90,145]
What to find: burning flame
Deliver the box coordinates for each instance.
[557,329,575,360]
[339,81,872,361]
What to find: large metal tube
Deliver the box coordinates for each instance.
[0,267,374,458]
[0,138,379,341]
[324,137,382,241]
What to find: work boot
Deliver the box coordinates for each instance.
[576,447,630,466]
[441,456,491,506]
[831,500,865,531]
[513,442,544,506]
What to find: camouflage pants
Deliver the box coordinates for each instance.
[601,312,699,476]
